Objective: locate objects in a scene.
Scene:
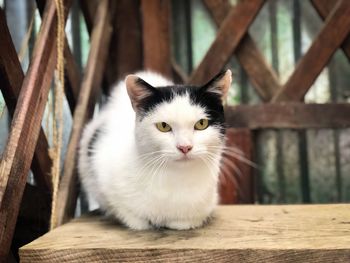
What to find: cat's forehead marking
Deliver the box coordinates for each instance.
[151,92,207,124]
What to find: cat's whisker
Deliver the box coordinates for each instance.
[221,151,258,168]
[220,156,242,178]
[136,154,166,183]
[206,152,244,178]
[198,156,217,182]
[207,145,244,155]
[207,146,258,168]
[150,156,168,189]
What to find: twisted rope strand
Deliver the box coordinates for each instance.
[50,0,65,230]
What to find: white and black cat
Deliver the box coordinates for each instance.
[78,70,232,230]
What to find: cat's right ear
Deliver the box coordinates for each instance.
[125,75,156,112]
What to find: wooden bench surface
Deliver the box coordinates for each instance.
[20,204,350,262]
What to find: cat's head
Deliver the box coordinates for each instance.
[125,70,231,165]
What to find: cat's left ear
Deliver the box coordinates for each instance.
[125,75,157,112]
[201,69,232,103]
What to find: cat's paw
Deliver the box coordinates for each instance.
[124,216,151,230]
[166,218,205,230]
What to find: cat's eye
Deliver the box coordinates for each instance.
[194,119,209,130]
[156,122,172,132]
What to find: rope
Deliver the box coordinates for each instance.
[50,0,65,230]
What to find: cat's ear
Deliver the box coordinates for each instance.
[125,75,157,112]
[201,69,232,103]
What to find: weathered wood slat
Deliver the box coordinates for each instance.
[272,0,350,102]
[225,103,350,129]
[20,205,350,262]
[55,0,113,226]
[202,0,281,101]
[0,0,72,258]
[311,0,350,61]
[141,0,172,78]
[0,8,52,195]
[189,0,264,85]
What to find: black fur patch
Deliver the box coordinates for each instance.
[87,128,101,157]
[136,71,227,134]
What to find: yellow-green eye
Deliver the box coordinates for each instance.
[156,122,172,132]
[194,119,209,130]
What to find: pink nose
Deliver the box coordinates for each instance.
[177,145,193,154]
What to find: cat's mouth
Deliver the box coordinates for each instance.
[175,155,194,162]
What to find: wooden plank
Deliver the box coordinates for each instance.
[202,0,281,101]
[225,103,350,129]
[0,0,73,258]
[0,8,53,195]
[219,129,254,204]
[106,0,142,87]
[311,0,350,61]
[141,0,172,78]
[189,0,264,85]
[54,0,113,226]
[272,0,350,102]
[20,205,350,262]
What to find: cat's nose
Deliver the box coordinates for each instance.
[177,145,193,154]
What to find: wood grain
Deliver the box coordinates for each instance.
[189,0,264,85]
[225,103,350,129]
[141,0,172,78]
[202,0,281,101]
[54,0,113,226]
[311,0,350,61]
[0,0,72,257]
[0,8,52,194]
[272,0,350,102]
[20,205,350,262]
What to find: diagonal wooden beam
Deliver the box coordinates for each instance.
[202,0,281,101]
[272,0,350,102]
[189,0,264,85]
[0,8,52,195]
[311,0,350,62]
[54,0,113,226]
[0,0,73,258]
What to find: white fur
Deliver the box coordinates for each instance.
[78,71,224,230]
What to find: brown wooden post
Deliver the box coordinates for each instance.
[106,0,142,88]
[141,0,172,78]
